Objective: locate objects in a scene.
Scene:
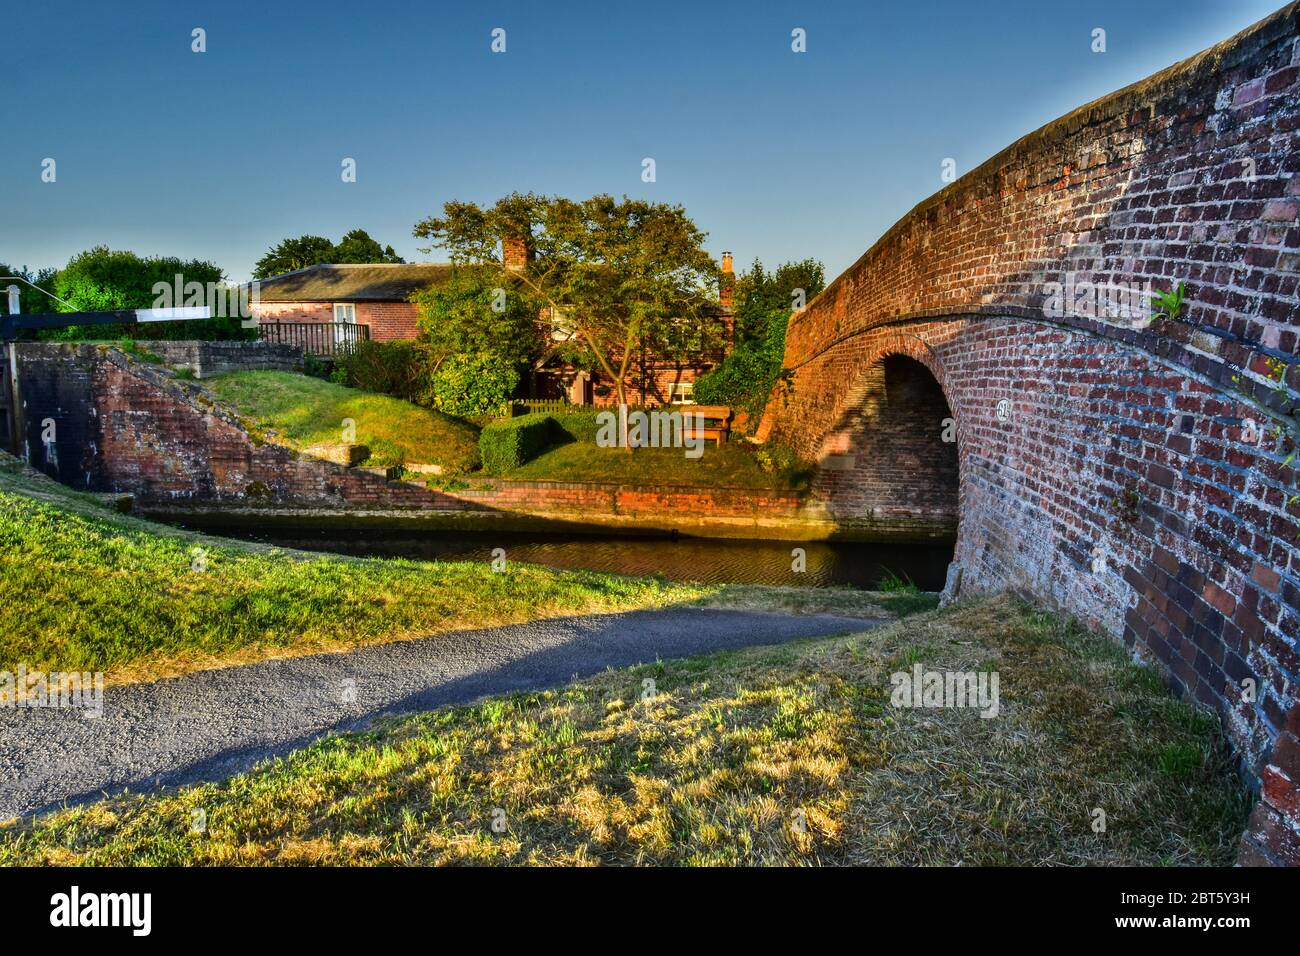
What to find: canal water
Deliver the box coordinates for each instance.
[166,522,954,590]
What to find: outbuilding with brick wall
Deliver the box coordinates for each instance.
[248,262,453,342]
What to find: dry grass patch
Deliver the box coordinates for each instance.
[0,597,1248,866]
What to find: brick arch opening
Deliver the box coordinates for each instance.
[812,351,960,542]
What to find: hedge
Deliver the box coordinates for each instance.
[335,339,427,402]
[479,413,555,474]
[548,410,603,443]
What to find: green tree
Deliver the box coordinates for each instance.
[0,264,59,316]
[732,258,825,345]
[333,229,404,265]
[252,235,333,278]
[39,246,245,341]
[414,193,721,415]
[409,271,541,416]
[412,270,538,375]
[694,258,825,421]
[52,246,224,310]
[252,230,404,279]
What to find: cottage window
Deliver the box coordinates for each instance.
[670,382,694,405]
[333,303,357,347]
[549,306,575,342]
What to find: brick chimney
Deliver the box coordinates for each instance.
[719,251,735,309]
[503,235,530,272]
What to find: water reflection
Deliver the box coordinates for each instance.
[166,522,954,590]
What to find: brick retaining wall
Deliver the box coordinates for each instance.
[13,343,853,539]
[144,340,304,379]
[15,344,469,509]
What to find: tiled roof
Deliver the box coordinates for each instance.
[251,263,454,302]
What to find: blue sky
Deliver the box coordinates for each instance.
[1,0,1284,282]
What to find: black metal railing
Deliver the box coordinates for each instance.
[256,321,370,357]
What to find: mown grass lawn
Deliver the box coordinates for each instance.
[205,370,805,490]
[207,371,480,472]
[505,441,804,490]
[0,597,1248,866]
[0,454,717,684]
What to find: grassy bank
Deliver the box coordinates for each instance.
[0,454,725,684]
[208,370,805,491]
[505,442,801,490]
[0,597,1248,865]
[207,371,480,471]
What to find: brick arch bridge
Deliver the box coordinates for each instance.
[759,3,1300,863]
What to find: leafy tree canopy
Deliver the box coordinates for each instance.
[52,246,225,313]
[14,246,249,341]
[411,270,540,374]
[0,264,58,316]
[694,258,826,422]
[252,229,403,279]
[732,258,825,344]
[414,192,721,409]
[333,229,405,265]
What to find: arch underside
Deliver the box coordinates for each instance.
[811,352,959,541]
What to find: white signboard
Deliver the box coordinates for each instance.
[135,306,211,322]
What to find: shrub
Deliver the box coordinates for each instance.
[302,354,331,380]
[428,354,519,418]
[754,442,797,474]
[334,340,425,400]
[696,325,785,421]
[879,569,920,594]
[333,341,519,420]
[549,410,603,443]
[479,413,554,474]
[753,441,812,486]
[692,319,788,421]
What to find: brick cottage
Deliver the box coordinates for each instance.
[249,262,451,342]
[249,245,736,407]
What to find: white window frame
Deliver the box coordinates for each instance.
[333,303,356,345]
[670,382,694,405]
[549,305,575,342]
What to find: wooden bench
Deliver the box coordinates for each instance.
[684,405,732,445]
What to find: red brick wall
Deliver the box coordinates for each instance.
[249,301,333,325]
[1241,700,1300,864]
[249,301,421,342]
[810,353,959,538]
[590,362,717,406]
[356,302,420,340]
[458,478,805,519]
[760,6,1300,862]
[12,344,467,509]
[16,344,819,530]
